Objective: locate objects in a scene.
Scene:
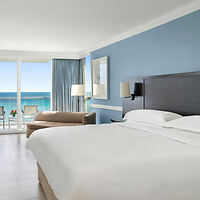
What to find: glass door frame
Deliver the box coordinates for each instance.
[0,57,22,133]
[0,57,51,133]
[17,57,22,130]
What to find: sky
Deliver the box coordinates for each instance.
[85,55,91,92]
[0,57,91,93]
[0,61,51,92]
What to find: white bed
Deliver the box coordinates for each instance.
[26,119,200,200]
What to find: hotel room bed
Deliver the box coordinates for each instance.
[26,120,200,200]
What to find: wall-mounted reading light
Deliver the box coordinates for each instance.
[120,82,142,100]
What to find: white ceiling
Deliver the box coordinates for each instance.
[0,0,199,58]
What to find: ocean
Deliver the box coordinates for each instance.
[0,91,92,121]
[0,92,50,121]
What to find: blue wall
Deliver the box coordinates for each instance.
[91,10,200,124]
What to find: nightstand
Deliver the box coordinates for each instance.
[110,118,126,123]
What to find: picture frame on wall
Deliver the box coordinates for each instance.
[91,56,109,100]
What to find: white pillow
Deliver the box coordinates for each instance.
[164,116,200,133]
[124,109,182,126]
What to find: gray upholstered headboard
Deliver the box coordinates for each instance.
[123,71,200,116]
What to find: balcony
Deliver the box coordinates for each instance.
[0,92,50,131]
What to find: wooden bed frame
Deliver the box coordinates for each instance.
[123,71,200,116]
[37,71,200,200]
[37,163,59,200]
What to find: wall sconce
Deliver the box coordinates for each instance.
[120,82,142,100]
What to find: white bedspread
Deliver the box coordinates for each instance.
[26,122,200,200]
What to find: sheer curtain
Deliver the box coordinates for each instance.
[52,58,85,112]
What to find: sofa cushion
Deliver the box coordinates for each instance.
[34,111,89,123]
[27,121,83,130]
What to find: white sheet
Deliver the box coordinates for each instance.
[26,122,200,200]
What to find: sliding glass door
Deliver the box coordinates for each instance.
[85,55,92,112]
[0,58,51,133]
[0,61,18,131]
[21,61,51,127]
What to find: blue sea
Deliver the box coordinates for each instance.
[0,92,50,121]
[0,91,92,122]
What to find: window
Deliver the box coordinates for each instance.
[0,61,17,130]
[21,61,51,116]
[0,59,51,132]
[85,55,92,112]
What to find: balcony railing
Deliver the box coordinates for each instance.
[0,97,49,99]
[0,95,50,130]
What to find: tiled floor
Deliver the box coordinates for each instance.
[0,133,46,200]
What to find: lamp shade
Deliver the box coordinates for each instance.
[120,82,130,97]
[71,84,85,96]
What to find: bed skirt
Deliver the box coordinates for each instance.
[37,163,59,200]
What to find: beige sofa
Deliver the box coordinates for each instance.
[26,111,96,138]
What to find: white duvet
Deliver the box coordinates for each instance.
[26,122,200,200]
